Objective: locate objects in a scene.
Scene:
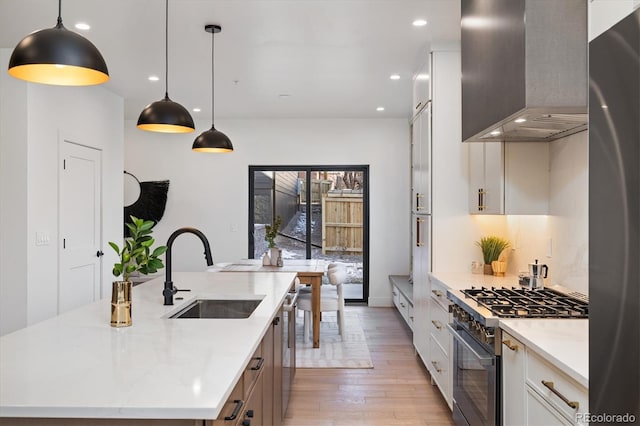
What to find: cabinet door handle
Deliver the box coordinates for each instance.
[431,361,442,373]
[392,291,398,296]
[224,399,244,421]
[416,193,425,211]
[478,188,485,211]
[400,302,406,308]
[431,320,442,330]
[502,339,518,351]
[415,101,422,111]
[416,217,425,247]
[541,380,580,410]
[431,289,443,298]
[250,356,264,371]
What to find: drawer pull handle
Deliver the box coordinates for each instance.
[431,320,442,330]
[224,399,244,421]
[502,339,518,351]
[250,356,264,371]
[541,380,580,410]
[400,302,406,308]
[431,361,442,373]
[392,291,398,296]
[432,290,443,298]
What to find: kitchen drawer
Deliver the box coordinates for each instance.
[243,341,264,398]
[392,286,401,308]
[526,350,588,422]
[407,303,414,330]
[430,279,449,310]
[213,379,244,425]
[428,335,449,398]
[526,384,574,426]
[429,301,449,354]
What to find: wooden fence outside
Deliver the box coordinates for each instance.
[322,192,363,255]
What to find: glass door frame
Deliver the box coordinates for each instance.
[248,165,370,303]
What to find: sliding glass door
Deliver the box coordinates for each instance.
[249,166,369,303]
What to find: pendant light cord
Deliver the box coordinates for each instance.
[164,0,169,98]
[211,29,215,126]
[57,0,62,26]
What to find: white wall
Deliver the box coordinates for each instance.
[0,49,28,335]
[124,118,410,307]
[589,0,640,41]
[0,47,124,334]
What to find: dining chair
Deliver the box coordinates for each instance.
[297,263,347,341]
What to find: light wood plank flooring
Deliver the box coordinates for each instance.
[284,306,455,426]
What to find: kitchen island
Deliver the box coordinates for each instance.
[0,271,297,424]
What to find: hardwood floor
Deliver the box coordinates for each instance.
[284,306,455,426]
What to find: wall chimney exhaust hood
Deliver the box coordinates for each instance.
[461,0,587,142]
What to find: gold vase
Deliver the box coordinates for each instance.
[111,280,132,327]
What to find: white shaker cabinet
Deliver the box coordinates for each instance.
[412,102,431,214]
[468,142,504,214]
[502,332,526,425]
[426,278,452,409]
[469,142,549,215]
[412,54,431,119]
[501,331,588,426]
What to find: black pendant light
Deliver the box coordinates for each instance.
[7,0,109,86]
[137,0,195,134]
[192,24,233,153]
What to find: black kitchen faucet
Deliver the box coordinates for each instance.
[163,227,213,305]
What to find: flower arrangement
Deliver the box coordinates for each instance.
[109,216,167,282]
[264,215,282,248]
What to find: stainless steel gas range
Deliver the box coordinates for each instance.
[446,286,588,426]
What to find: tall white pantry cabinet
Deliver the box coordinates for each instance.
[412,48,460,409]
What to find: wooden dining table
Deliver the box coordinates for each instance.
[214,259,326,348]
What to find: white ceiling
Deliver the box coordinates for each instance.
[0,0,461,120]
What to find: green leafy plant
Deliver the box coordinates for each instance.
[264,215,282,248]
[476,236,510,264]
[109,216,168,282]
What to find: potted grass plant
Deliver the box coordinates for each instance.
[108,216,167,327]
[264,215,283,266]
[476,236,510,275]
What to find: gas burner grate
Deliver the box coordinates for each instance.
[462,286,588,319]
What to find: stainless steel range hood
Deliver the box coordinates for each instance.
[461,0,588,142]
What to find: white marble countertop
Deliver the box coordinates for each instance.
[429,270,588,389]
[500,319,588,388]
[0,271,297,420]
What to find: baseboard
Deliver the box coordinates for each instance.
[367,297,393,307]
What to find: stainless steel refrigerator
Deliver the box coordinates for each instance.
[589,8,640,419]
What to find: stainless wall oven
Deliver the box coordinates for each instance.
[448,320,499,426]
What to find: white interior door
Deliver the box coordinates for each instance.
[59,140,102,314]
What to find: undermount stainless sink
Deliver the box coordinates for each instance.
[170,298,264,319]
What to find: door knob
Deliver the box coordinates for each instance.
[96,250,104,257]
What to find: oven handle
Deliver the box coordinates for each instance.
[283,291,299,312]
[447,323,495,367]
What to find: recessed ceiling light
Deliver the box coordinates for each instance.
[514,118,526,123]
[376,107,385,112]
[193,108,201,112]
[278,94,291,99]
[75,22,91,30]
[490,130,501,136]
[389,74,401,80]
[413,19,427,27]
[601,104,608,109]
[148,75,159,82]
[416,74,429,80]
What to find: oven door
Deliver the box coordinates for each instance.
[447,323,498,426]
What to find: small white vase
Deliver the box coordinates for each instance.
[270,247,280,266]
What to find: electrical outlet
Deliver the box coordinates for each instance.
[230,223,238,232]
[36,231,50,246]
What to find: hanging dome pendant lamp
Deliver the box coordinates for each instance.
[137,0,194,133]
[8,0,109,86]
[192,24,233,153]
